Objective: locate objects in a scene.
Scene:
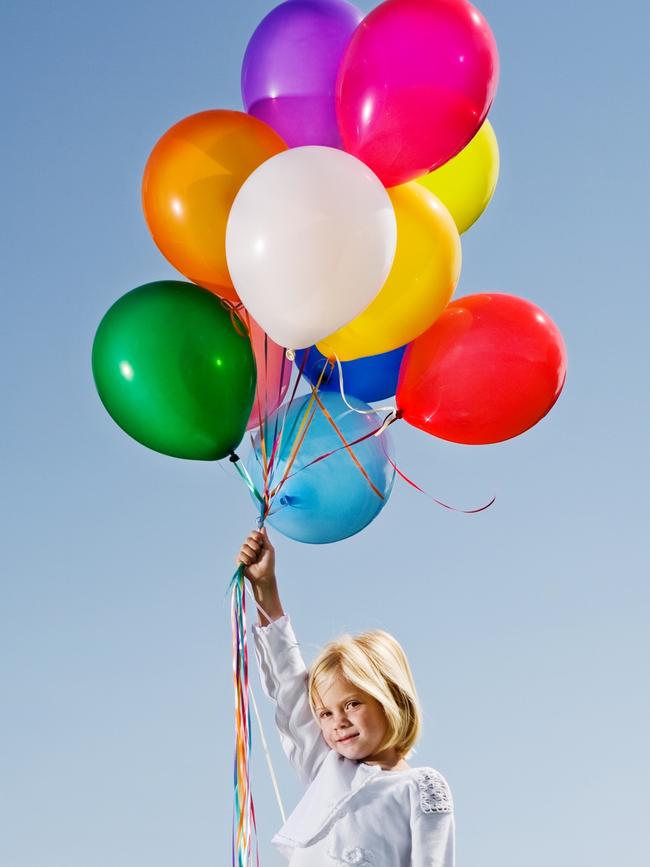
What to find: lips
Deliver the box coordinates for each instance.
[337,733,359,744]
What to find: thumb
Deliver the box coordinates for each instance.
[260,526,274,552]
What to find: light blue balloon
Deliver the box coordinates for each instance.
[247,392,395,544]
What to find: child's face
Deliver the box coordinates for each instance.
[314,673,388,763]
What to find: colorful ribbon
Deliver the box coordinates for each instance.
[227,339,493,867]
[229,563,259,867]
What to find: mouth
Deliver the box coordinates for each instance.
[337,733,359,744]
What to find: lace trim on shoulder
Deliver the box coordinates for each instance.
[416,768,453,814]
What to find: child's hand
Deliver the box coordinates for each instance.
[237,528,276,588]
[237,528,283,626]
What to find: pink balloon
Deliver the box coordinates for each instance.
[244,314,292,431]
[336,0,499,187]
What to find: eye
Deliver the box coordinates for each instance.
[319,710,332,719]
[346,700,361,710]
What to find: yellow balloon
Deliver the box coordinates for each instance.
[317,183,461,361]
[417,120,499,234]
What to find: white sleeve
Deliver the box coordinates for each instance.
[252,614,330,785]
[409,769,455,867]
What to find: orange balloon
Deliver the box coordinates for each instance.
[142,110,287,302]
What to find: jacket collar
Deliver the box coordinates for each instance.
[273,751,382,849]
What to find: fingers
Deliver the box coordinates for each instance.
[238,545,258,565]
[236,528,275,567]
[237,530,265,565]
[248,531,265,552]
[249,529,273,552]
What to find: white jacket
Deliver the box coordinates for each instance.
[252,614,455,866]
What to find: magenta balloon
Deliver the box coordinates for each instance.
[242,0,363,148]
[336,0,499,187]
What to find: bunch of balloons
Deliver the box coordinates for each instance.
[92,0,567,548]
[90,4,568,863]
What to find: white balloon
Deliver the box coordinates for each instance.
[225,146,397,349]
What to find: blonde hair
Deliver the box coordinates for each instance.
[308,629,421,758]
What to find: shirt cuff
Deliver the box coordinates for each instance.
[252,612,290,635]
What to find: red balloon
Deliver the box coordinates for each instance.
[336,0,499,187]
[396,294,567,444]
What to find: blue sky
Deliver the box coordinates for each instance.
[1,1,649,865]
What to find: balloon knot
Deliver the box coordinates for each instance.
[229,452,240,463]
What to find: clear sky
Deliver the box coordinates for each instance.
[2,1,649,865]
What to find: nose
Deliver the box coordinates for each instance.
[333,709,351,730]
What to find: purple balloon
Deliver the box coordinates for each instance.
[242,0,363,149]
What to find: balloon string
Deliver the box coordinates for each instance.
[230,564,258,866]
[228,341,320,520]
[374,408,401,436]
[227,391,297,866]
[279,411,397,484]
[249,686,286,822]
[379,441,496,513]
[259,330,273,499]
[268,400,317,501]
[310,389,384,500]
[264,347,312,495]
[330,350,398,419]
[226,350,390,864]
[221,298,250,340]
[243,308,272,502]
[230,565,263,867]
[229,453,263,504]
[228,570,288,854]
[267,355,331,503]
[267,343,288,484]
[241,577,288,823]
[226,334,493,867]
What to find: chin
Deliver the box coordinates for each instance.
[335,744,356,756]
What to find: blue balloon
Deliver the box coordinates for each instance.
[294,344,406,403]
[247,392,395,544]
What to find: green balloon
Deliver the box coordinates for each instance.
[92,281,256,460]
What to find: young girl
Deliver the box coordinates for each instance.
[237,529,455,867]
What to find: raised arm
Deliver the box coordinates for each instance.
[237,530,330,784]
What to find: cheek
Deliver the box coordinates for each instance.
[319,721,335,747]
[364,707,387,737]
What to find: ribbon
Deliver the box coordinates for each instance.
[230,564,259,867]
[226,329,492,867]
[310,388,385,500]
[383,446,496,514]
[331,351,397,420]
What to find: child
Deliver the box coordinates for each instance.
[237,529,455,867]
